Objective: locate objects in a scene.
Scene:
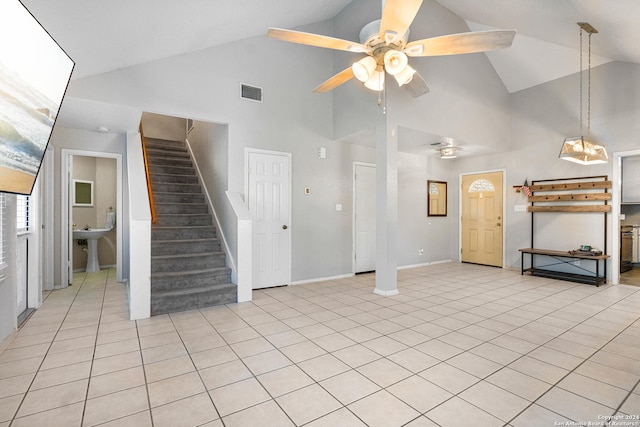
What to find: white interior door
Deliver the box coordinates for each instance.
[247,151,291,289]
[354,163,376,273]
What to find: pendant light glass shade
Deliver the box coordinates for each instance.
[352,56,377,82]
[364,70,385,91]
[559,136,608,165]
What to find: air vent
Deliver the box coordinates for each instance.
[241,84,263,102]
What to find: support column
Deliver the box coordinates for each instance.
[374,124,399,296]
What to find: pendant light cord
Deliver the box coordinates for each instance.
[587,30,592,137]
[579,26,583,136]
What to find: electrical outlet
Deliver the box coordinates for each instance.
[419,248,424,255]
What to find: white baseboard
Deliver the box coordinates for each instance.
[0,329,17,355]
[290,273,354,286]
[398,259,452,270]
[373,288,400,297]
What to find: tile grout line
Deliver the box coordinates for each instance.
[9,272,88,425]
[164,311,224,426]
[79,269,112,427]
[504,289,640,425]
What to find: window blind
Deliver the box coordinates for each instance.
[16,195,29,233]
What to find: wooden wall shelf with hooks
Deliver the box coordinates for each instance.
[520,175,609,285]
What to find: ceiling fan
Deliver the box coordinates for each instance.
[267,0,516,98]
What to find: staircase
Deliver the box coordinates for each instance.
[145,137,236,315]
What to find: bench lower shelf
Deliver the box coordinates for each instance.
[519,248,609,287]
[523,267,606,286]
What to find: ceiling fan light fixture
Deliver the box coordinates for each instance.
[364,70,385,91]
[383,50,408,75]
[352,56,377,82]
[440,147,458,159]
[559,136,608,165]
[394,65,416,87]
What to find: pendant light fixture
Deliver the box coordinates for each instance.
[559,22,608,165]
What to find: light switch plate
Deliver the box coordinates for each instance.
[514,205,527,212]
[336,204,342,211]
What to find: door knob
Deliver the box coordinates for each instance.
[496,223,501,226]
[282,225,288,230]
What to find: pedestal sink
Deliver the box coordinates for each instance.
[73,228,113,273]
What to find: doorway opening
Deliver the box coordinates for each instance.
[61,149,123,287]
[612,149,640,286]
[353,162,376,274]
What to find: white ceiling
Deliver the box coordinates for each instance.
[21,0,639,93]
[20,0,640,140]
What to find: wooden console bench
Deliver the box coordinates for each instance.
[519,248,609,286]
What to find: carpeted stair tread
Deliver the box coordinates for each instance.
[151,266,231,278]
[152,237,219,244]
[150,283,237,315]
[152,251,225,260]
[147,137,236,314]
[152,282,236,297]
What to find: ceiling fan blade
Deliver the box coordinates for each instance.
[402,71,430,98]
[313,67,354,93]
[267,28,370,53]
[405,30,516,57]
[379,0,423,45]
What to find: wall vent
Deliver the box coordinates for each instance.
[241,84,263,102]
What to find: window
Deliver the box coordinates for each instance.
[468,179,496,193]
[16,195,29,233]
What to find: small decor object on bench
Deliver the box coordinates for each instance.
[568,247,603,256]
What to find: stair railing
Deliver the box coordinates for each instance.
[139,123,157,224]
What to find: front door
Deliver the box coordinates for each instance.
[247,151,291,289]
[354,163,376,273]
[461,171,504,267]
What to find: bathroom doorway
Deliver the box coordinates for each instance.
[61,149,123,286]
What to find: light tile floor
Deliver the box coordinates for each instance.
[1,263,640,426]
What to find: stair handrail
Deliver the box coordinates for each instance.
[139,122,157,224]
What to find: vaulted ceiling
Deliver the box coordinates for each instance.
[22,0,639,94]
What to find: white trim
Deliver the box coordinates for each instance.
[352,161,376,275]
[398,259,452,270]
[61,149,123,287]
[373,288,400,297]
[244,147,292,288]
[43,148,55,291]
[291,273,354,286]
[611,149,640,285]
[184,139,236,275]
[458,169,507,268]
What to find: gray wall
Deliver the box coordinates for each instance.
[141,112,186,141]
[186,121,234,268]
[452,61,640,272]
[55,3,640,285]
